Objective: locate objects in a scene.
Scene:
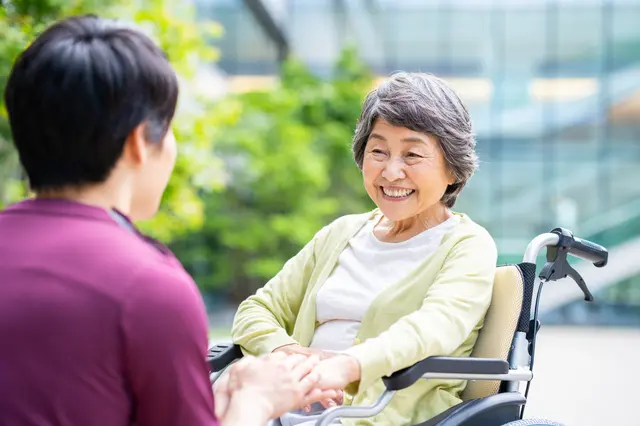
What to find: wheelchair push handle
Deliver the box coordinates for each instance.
[523,227,609,303]
[551,228,608,267]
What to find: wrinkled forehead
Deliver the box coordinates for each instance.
[367,119,438,148]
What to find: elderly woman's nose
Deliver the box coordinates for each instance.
[381,157,407,181]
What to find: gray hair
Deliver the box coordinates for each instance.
[352,72,478,208]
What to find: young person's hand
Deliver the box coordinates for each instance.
[214,352,340,425]
[302,389,344,413]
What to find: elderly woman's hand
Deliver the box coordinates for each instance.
[300,354,362,413]
[273,344,345,411]
[312,354,362,391]
[273,343,337,361]
[304,354,361,412]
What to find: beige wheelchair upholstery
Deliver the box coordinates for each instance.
[462,265,525,400]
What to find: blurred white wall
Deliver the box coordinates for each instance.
[525,326,640,425]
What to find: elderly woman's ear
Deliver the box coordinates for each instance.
[447,170,457,187]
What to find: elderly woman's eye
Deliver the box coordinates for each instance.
[371,149,386,155]
[407,152,422,158]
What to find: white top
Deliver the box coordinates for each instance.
[308,214,460,352]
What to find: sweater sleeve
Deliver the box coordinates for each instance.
[344,230,498,393]
[230,225,330,355]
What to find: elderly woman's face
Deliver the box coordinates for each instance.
[362,119,453,222]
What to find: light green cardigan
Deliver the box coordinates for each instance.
[231,209,498,426]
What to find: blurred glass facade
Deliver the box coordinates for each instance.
[196,0,640,326]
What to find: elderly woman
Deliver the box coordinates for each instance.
[231,72,498,426]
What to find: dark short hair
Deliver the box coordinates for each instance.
[4,14,179,191]
[352,72,478,208]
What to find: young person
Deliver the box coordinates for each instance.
[0,14,334,426]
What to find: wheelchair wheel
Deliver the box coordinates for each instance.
[502,419,565,426]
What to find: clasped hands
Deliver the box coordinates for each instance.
[274,344,361,412]
[214,344,360,424]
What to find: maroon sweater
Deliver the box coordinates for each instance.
[0,199,219,426]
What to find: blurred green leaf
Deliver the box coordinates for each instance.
[0,0,223,230]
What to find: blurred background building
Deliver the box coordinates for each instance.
[195,0,640,328]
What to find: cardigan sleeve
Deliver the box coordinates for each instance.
[344,229,498,393]
[230,225,330,355]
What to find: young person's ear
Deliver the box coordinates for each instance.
[122,122,150,167]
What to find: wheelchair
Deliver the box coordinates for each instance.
[207,227,609,426]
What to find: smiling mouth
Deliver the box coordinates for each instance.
[380,186,415,199]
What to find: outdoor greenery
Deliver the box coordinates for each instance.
[0,0,376,301]
[171,50,376,301]
[2,0,227,239]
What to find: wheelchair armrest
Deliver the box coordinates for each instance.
[382,356,509,391]
[207,342,243,372]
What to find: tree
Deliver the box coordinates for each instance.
[171,47,377,301]
[0,0,223,244]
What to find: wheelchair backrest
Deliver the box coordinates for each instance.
[462,265,524,400]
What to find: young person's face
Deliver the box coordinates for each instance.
[124,121,177,220]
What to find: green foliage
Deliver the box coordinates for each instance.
[120,0,225,242]
[0,0,223,243]
[171,48,377,301]
[0,2,58,205]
